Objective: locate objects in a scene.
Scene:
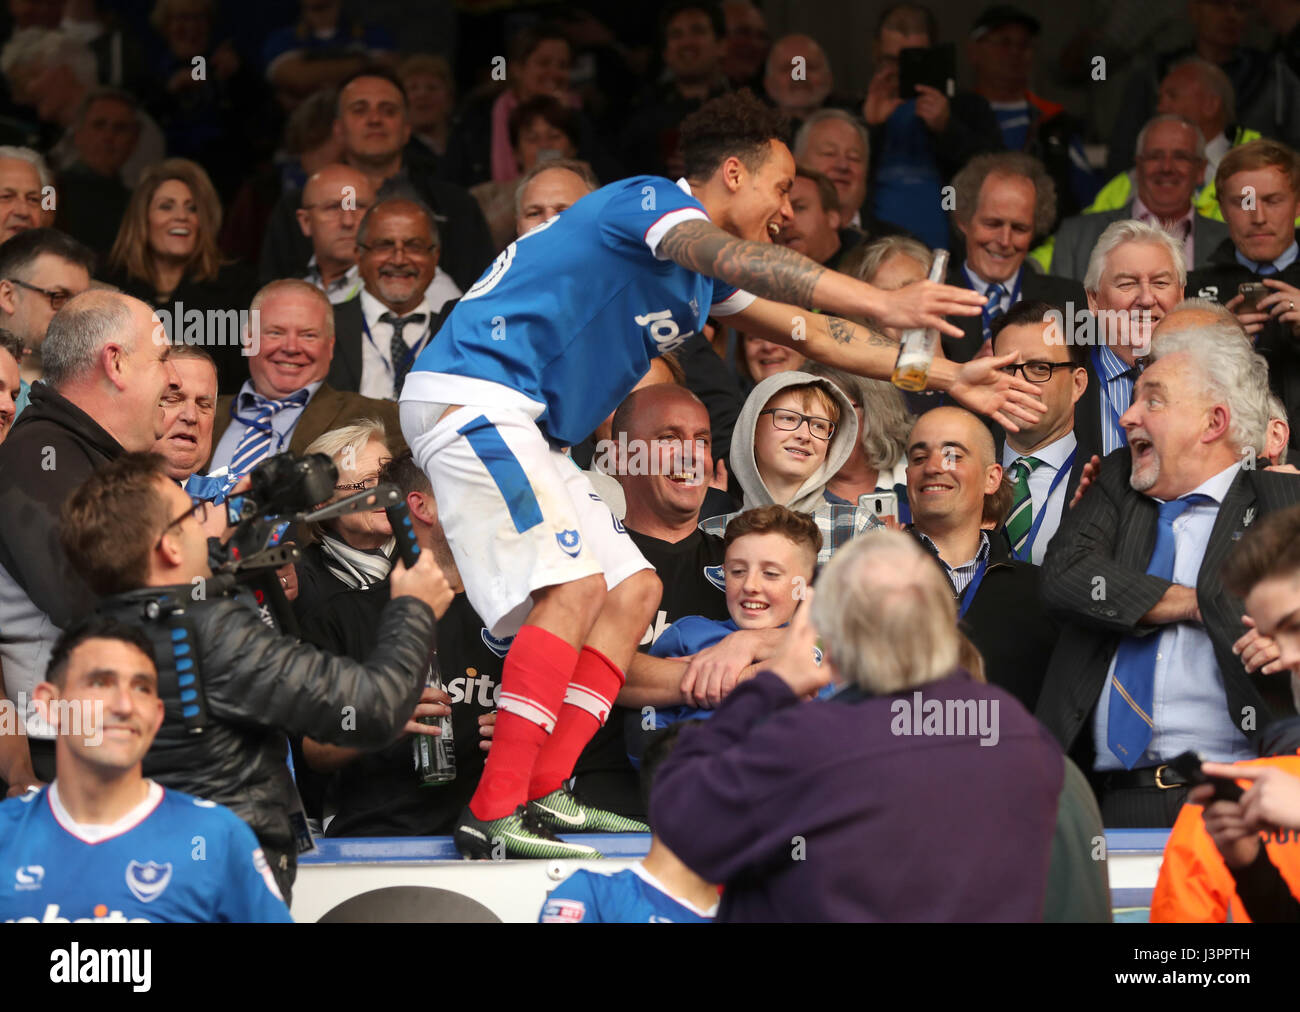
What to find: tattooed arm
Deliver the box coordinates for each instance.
[729,297,1046,431]
[657,218,984,337]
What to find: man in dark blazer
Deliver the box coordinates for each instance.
[329,195,442,399]
[946,152,1085,362]
[1037,322,1300,828]
[904,404,1058,712]
[1187,138,1300,457]
[1049,115,1230,283]
[207,280,402,474]
[988,300,1098,564]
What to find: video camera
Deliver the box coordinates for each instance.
[217,452,410,575]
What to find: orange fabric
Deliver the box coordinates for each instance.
[1150,754,1300,923]
[1025,91,1065,124]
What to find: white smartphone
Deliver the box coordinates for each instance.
[858,491,899,522]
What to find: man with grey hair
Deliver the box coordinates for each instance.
[764,34,834,125]
[208,279,402,474]
[0,146,51,240]
[0,290,178,796]
[331,191,450,398]
[946,152,1085,361]
[651,528,1102,921]
[1039,321,1300,827]
[514,158,598,239]
[1080,218,1187,457]
[792,109,879,236]
[1049,115,1229,281]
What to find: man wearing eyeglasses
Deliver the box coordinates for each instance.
[0,227,94,417]
[330,193,449,400]
[1049,115,1229,282]
[989,300,1093,564]
[297,163,377,306]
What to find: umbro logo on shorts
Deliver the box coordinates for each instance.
[704,565,725,591]
[557,529,582,557]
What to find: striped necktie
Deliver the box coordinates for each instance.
[382,311,427,397]
[981,283,1006,340]
[1004,456,1043,554]
[228,390,310,475]
[1106,495,1209,768]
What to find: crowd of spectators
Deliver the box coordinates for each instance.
[3,0,1300,923]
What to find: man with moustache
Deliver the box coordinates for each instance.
[1038,321,1300,826]
[0,292,179,795]
[330,193,442,399]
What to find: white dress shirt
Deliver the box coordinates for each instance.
[1001,429,1076,565]
[1092,462,1255,770]
[358,288,435,400]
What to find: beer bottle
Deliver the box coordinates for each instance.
[891,249,950,392]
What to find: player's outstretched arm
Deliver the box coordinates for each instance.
[730,298,1046,431]
[658,218,984,337]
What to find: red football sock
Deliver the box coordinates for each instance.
[528,645,625,800]
[468,625,577,821]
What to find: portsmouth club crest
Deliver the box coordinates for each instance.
[481,629,515,658]
[703,565,726,592]
[557,529,582,558]
[125,860,173,903]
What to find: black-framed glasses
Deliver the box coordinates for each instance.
[357,239,437,256]
[9,279,73,311]
[997,361,1078,384]
[335,474,382,493]
[156,497,208,546]
[760,408,836,440]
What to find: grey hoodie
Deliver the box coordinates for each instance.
[728,370,861,512]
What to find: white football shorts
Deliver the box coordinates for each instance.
[401,398,652,638]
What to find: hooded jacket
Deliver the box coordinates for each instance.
[728,371,860,513]
[700,372,879,563]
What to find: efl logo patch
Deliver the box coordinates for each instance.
[125,861,172,904]
[481,629,514,658]
[704,565,725,592]
[557,529,582,558]
[541,898,586,923]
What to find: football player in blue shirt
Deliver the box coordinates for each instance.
[540,722,717,923]
[0,617,292,923]
[401,89,1047,858]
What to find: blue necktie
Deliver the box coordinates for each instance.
[228,390,309,475]
[1107,495,1206,768]
[982,282,1006,340]
[1257,263,1278,276]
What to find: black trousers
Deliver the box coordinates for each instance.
[260,843,298,909]
[1095,782,1190,828]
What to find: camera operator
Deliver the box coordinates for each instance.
[58,452,452,902]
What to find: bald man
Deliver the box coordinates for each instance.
[904,405,1058,709]
[297,164,377,304]
[514,162,597,239]
[1156,58,1240,188]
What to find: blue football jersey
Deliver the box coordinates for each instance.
[539,865,716,923]
[404,175,754,446]
[0,782,292,923]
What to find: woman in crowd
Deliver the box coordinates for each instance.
[104,157,258,393]
[470,95,587,250]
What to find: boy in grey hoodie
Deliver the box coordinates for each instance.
[700,371,882,563]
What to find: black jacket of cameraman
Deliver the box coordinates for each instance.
[103,583,436,893]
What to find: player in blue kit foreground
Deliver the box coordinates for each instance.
[0,618,292,922]
[400,89,1047,859]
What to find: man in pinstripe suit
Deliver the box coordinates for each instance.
[1037,320,1300,827]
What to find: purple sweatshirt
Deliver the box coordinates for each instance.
[651,670,1065,922]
